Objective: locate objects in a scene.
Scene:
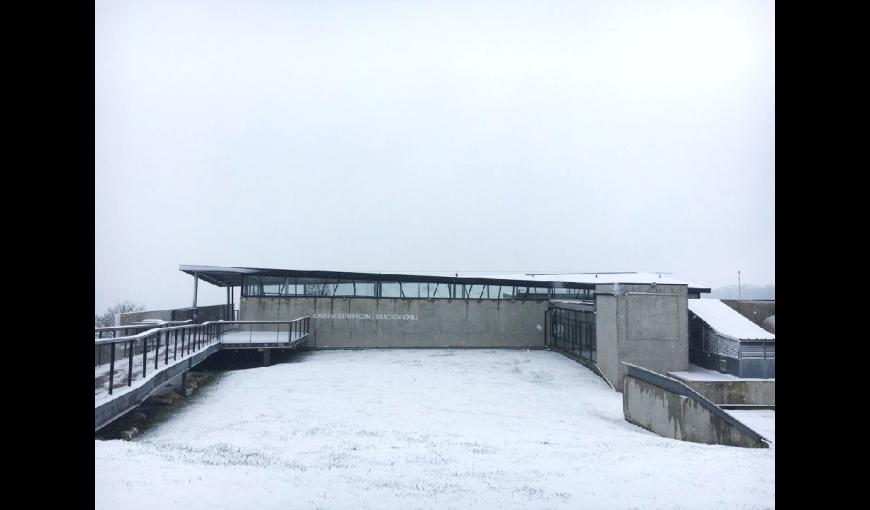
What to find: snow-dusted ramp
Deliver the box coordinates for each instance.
[94,319,312,432]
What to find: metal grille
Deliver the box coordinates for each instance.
[739,343,775,360]
[548,307,596,362]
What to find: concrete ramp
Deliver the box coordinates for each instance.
[622,363,769,448]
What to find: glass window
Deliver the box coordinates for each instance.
[429,282,451,299]
[465,285,486,299]
[380,283,401,298]
[399,282,420,298]
[354,282,376,297]
[332,282,355,297]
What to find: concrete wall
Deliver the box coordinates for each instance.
[240,297,548,348]
[119,309,173,325]
[594,294,620,390]
[668,376,775,406]
[120,304,227,325]
[721,300,775,333]
[596,284,689,391]
[623,375,767,448]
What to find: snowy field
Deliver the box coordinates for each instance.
[95,349,775,509]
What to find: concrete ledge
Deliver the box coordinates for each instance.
[622,364,768,448]
[668,374,775,406]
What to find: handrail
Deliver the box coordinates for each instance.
[94,317,313,397]
[95,320,192,332]
[94,318,310,345]
[94,320,194,339]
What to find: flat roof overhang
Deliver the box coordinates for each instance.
[179,265,711,294]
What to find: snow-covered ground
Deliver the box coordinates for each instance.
[95,349,775,509]
[728,410,775,444]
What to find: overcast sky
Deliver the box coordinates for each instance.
[95,0,774,313]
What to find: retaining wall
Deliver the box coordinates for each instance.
[667,375,775,406]
[622,365,768,448]
[240,297,548,348]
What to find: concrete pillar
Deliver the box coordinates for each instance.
[263,350,271,366]
[181,371,188,397]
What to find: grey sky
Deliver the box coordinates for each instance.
[95,0,774,312]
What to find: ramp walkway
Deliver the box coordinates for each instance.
[94,317,311,432]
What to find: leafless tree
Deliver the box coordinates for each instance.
[94,300,146,328]
[305,283,330,296]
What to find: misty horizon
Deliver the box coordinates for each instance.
[95,0,774,313]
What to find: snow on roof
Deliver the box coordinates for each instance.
[179,265,709,289]
[689,299,775,341]
[450,272,692,286]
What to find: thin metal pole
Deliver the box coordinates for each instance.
[193,272,199,308]
[108,343,116,395]
[128,340,134,386]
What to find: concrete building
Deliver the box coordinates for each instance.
[179,266,714,391]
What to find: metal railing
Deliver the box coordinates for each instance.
[546,307,596,363]
[95,320,193,339]
[217,318,312,345]
[738,340,775,360]
[94,318,311,398]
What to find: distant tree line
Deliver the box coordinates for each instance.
[709,284,775,300]
[95,300,146,328]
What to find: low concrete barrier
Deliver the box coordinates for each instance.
[668,375,775,406]
[622,363,769,448]
[121,304,228,325]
